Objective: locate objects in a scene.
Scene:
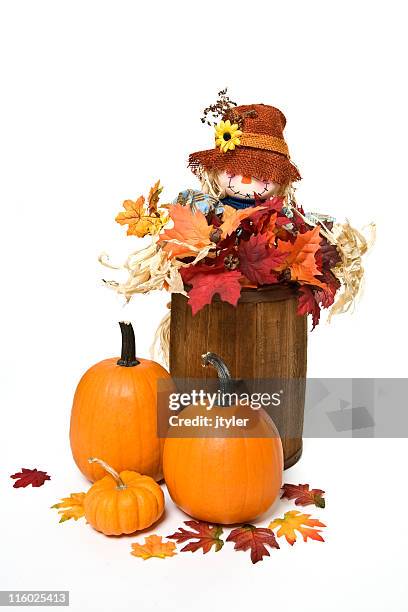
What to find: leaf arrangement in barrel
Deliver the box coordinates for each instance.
[111,184,343,327]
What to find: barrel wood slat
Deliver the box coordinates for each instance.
[169,287,307,469]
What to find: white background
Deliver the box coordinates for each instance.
[1,1,407,610]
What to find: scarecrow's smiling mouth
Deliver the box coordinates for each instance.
[227,175,270,199]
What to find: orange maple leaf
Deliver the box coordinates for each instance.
[131,535,177,560]
[278,225,326,287]
[269,510,326,545]
[220,204,266,238]
[159,204,213,259]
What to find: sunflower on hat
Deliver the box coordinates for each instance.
[214,119,243,152]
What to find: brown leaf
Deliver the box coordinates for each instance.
[131,535,177,560]
[167,520,224,553]
[281,483,325,508]
[226,524,279,564]
[147,180,163,214]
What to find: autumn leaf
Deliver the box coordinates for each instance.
[226,524,279,564]
[220,204,265,238]
[116,185,167,238]
[167,520,224,553]
[186,269,243,315]
[238,233,286,285]
[51,492,86,523]
[147,179,163,214]
[278,226,327,287]
[159,204,213,259]
[10,468,51,488]
[269,510,326,546]
[297,275,340,330]
[249,196,284,232]
[297,286,321,329]
[281,483,325,508]
[131,535,177,560]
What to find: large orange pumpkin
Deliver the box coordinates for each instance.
[70,322,171,482]
[163,352,283,525]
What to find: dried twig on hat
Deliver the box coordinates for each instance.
[200,88,238,126]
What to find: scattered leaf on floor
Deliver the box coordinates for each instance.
[226,524,279,564]
[269,510,326,545]
[10,468,51,488]
[131,535,177,560]
[167,520,224,553]
[281,483,325,508]
[52,492,86,523]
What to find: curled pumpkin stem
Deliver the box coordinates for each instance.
[88,457,126,490]
[201,352,233,407]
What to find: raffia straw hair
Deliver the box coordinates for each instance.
[326,222,376,320]
[150,306,171,369]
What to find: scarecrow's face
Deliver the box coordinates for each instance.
[217,170,280,200]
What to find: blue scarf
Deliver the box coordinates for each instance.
[220,196,258,210]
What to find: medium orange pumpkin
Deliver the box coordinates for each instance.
[163,353,283,525]
[84,458,165,535]
[70,322,171,482]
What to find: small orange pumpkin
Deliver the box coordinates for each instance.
[70,322,171,482]
[84,458,165,535]
[163,353,283,525]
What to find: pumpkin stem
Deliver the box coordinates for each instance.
[88,457,127,490]
[201,352,233,407]
[117,321,140,367]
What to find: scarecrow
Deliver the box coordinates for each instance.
[101,90,375,365]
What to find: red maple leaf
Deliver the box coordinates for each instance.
[297,286,321,329]
[238,233,286,285]
[167,521,224,553]
[226,524,279,564]
[281,483,326,508]
[180,259,225,284]
[10,468,51,488]
[248,196,284,233]
[186,269,243,315]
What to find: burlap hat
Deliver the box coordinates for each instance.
[188,104,301,185]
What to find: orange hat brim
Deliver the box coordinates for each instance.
[188,146,301,185]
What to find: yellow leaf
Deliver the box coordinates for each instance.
[220,205,266,239]
[115,193,167,238]
[52,492,86,523]
[131,535,177,560]
[269,510,326,546]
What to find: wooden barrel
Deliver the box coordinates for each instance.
[169,286,307,469]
